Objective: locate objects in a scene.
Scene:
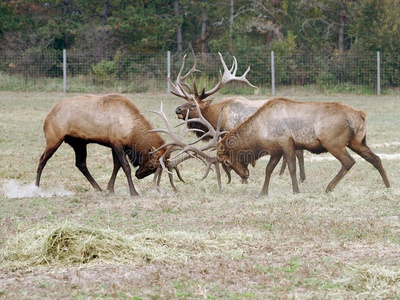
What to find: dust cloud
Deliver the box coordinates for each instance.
[1,180,74,198]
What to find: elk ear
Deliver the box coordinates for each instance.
[217,143,225,153]
[203,99,213,107]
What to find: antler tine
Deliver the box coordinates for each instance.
[169,78,190,100]
[150,102,183,143]
[176,54,190,90]
[230,55,238,75]
[168,171,178,192]
[153,167,163,193]
[173,166,185,183]
[193,80,200,98]
[239,66,257,88]
[179,54,200,81]
[216,106,224,132]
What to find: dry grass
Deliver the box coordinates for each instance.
[2,221,267,269]
[0,92,400,299]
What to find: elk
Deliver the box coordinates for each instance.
[171,53,306,182]
[35,94,167,196]
[217,97,391,195]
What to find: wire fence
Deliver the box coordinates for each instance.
[0,49,398,95]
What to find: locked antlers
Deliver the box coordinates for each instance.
[150,101,227,192]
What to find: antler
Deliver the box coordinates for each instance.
[169,54,200,101]
[149,101,228,192]
[170,52,257,102]
[197,52,257,100]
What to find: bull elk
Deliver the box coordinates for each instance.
[35,94,167,196]
[217,97,391,195]
[170,53,306,182]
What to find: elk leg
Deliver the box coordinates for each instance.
[278,156,287,176]
[68,140,103,192]
[112,145,139,196]
[282,140,300,194]
[215,162,222,191]
[260,153,282,196]
[296,150,306,182]
[348,140,390,188]
[280,151,306,182]
[35,140,63,187]
[324,146,355,192]
[107,149,121,194]
[221,163,232,184]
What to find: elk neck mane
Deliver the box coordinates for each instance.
[102,94,166,153]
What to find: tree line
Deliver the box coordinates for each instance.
[1,0,400,58]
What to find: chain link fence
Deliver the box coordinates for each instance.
[0,49,398,95]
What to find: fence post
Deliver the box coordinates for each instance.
[377,51,381,96]
[63,49,67,93]
[271,51,275,96]
[167,51,171,94]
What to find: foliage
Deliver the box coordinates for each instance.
[90,60,116,84]
[2,0,400,56]
[350,0,400,53]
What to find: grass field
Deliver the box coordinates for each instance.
[0,91,400,299]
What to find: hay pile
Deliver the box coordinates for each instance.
[1,221,264,269]
[340,265,400,298]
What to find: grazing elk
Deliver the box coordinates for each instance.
[170,53,306,182]
[35,94,167,196]
[217,97,391,195]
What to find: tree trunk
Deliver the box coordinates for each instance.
[62,0,71,16]
[200,8,207,60]
[338,1,346,55]
[174,0,183,54]
[229,0,234,53]
[101,0,109,25]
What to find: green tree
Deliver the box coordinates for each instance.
[350,0,400,53]
[0,2,20,35]
[109,0,175,52]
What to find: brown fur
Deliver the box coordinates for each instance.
[218,97,390,195]
[36,93,166,196]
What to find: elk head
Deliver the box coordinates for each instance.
[217,141,250,181]
[135,147,166,179]
[172,52,257,121]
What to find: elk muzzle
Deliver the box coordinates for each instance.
[175,106,182,115]
[135,165,157,179]
[175,106,184,119]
